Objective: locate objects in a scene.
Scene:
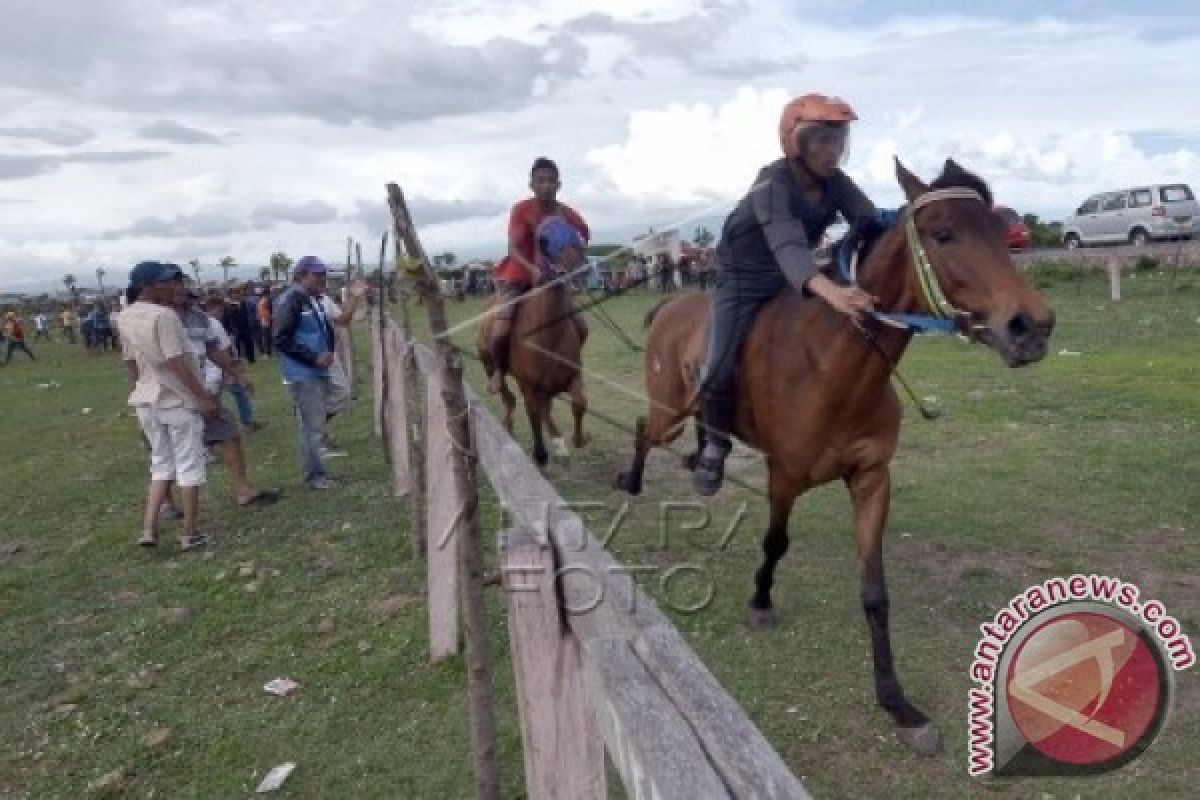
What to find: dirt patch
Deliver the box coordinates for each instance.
[370,593,419,620]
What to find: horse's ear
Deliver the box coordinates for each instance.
[894,157,928,203]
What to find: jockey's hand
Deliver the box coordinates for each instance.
[807,274,877,326]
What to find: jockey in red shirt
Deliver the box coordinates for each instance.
[488,157,590,393]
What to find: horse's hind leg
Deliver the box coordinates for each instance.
[846,466,941,756]
[749,467,795,629]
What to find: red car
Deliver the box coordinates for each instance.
[994,205,1031,251]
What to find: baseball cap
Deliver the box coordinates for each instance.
[293,255,328,275]
[128,261,185,289]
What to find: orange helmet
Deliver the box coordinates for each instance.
[779,93,858,159]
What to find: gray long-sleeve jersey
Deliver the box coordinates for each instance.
[715,159,876,291]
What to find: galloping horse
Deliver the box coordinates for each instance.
[477,251,589,467]
[614,158,1055,754]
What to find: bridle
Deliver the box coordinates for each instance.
[841,187,989,340]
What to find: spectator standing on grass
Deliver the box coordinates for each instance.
[256,288,273,357]
[60,306,78,344]
[2,312,35,363]
[272,256,351,490]
[33,313,50,342]
[173,289,280,507]
[116,262,216,551]
[223,286,256,363]
[203,295,263,433]
[317,277,368,451]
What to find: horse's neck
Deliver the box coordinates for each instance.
[857,225,921,314]
[518,285,571,337]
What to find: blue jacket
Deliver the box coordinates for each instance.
[272,286,333,382]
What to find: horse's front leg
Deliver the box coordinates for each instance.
[568,374,589,449]
[541,402,570,465]
[521,387,549,466]
[748,466,796,628]
[846,466,942,756]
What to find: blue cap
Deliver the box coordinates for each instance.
[128,261,184,289]
[293,255,328,275]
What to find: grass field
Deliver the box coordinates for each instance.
[1,266,1198,798]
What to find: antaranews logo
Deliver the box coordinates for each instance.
[967,574,1195,777]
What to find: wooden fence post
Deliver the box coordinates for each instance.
[389,182,500,799]
[424,365,459,663]
[385,326,411,498]
[394,238,426,559]
[370,307,385,436]
[502,527,605,800]
[1108,258,1122,302]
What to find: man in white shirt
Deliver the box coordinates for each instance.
[117,262,217,551]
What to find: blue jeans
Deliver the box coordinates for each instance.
[228,382,255,426]
[287,379,328,485]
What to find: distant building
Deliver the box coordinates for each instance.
[631,229,682,261]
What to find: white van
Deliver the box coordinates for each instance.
[1061,184,1199,248]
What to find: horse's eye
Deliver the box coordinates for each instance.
[931,227,955,244]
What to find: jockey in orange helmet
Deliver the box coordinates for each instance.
[693,93,880,496]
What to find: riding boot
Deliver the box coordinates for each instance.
[692,387,735,496]
[487,326,511,394]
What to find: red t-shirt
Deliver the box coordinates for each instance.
[494,198,589,285]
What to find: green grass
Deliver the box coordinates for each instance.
[2,267,1198,799]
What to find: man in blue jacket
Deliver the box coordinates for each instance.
[272,256,348,490]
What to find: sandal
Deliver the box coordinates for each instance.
[237,488,282,508]
[179,532,209,552]
[137,531,158,547]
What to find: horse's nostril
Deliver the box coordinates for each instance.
[1007,312,1034,340]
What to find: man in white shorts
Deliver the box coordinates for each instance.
[118,261,217,551]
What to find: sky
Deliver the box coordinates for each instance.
[1,0,1198,293]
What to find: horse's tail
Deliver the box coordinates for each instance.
[643,297,673,330]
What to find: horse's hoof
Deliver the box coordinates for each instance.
[747,607,776,630]
[551,437,570,465]
[682,452,699,471]
[896,722,942,756]
[533,450,549,467]
[573,434,590,449]
[613,472,641,495]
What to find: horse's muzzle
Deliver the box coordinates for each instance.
[981,309,1055,367]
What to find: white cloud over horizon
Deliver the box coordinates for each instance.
[0,1,1198,292]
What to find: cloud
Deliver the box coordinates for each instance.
[0,122,95,146]
[138,120,225,145]
[346,196,508,234]
[101,199,340,241]
[560,6,804,77]
[101,209,248,240]
[251,200,338,227]
[0,2,589,127]
[0,150,168,181]
[409,197,509,226]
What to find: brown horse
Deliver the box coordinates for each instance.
[614,158,1055,754]
[477,273,589,466]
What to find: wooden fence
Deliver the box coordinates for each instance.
[370,311,810,799]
